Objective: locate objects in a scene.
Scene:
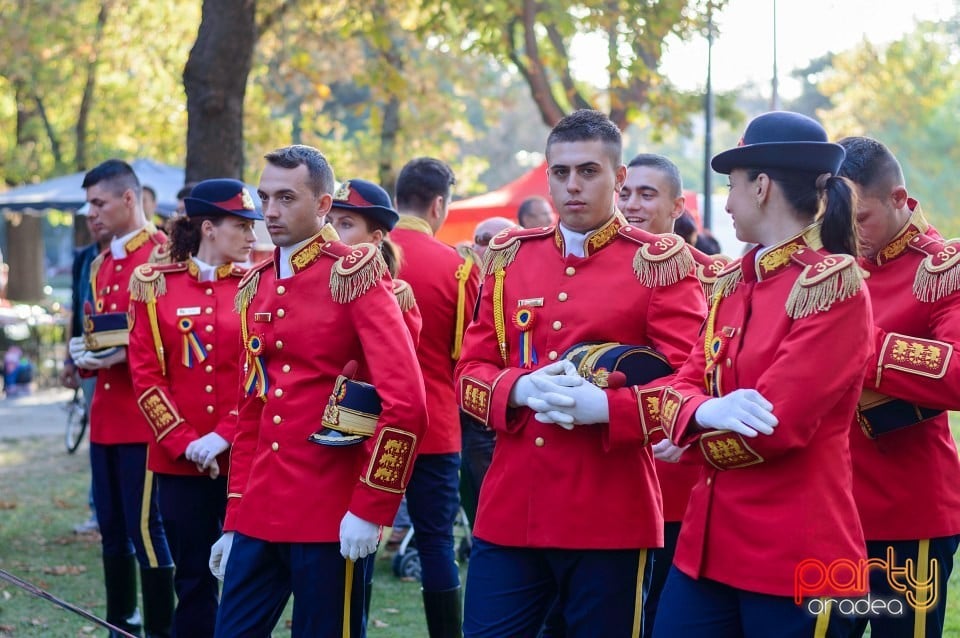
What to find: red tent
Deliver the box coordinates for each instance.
[436,160,700,246]
[437,161,551,246]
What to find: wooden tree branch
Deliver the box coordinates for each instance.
[257,0,298,40]
[543,22,591,111]
[75,0,110,171]
[33,94,63,168]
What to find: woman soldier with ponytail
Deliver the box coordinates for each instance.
[127,179,262,637]
[652,112,873,638]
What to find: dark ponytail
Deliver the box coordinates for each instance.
[818,174,858,257]
[168,216,203,262]
[746,168,859,257]
[380,237,402,279]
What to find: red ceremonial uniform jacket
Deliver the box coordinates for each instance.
[393,279,422,346]
[392,217,480,455]
[225,226,428,543]
[653,245,730,522]
[850,204,960,540]
[127,259,246,476]
[663,224,872,597]
[88,225,167,445]
[455,214,706,549]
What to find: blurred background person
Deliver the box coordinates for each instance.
[516,195,555,229]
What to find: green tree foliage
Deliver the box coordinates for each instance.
[0,0,200,185]
[420,0,727,132]
[817,21,960,236]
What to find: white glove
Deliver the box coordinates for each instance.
[694,389,778,438]
[209,532,234,581]
[652,439,689,463]
[74,347,126,370]
[196,457,221,480]
[528,374,609,427]
[508,360,583,407]
[339,511,381,561]
[185,432,230,469]
[68,337,88,360]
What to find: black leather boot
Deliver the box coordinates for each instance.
[140,566,175,638]
[422,587,463,638]
[102,554,143,638]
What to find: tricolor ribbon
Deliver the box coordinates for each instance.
[178,318,208,368]
[513,306,538,369]
[243,335,269,399]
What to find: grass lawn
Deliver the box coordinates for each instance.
[1,415,959,636]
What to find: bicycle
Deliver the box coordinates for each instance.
[64,387,88,454]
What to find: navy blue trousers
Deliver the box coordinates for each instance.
[214,534,370,638]
[465,538,651,638]
[90,442,171,566]
[851,535,960,638]
[405,452,462,592]
[644,521,681,638]
[156,473,226,638]
[652,567,856,638]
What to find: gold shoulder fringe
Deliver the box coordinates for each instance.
[393,279,416,312]
[234,271,260,314]
[482,239,520,277]
[632,240,695,287]
[913,242,960,303]
[786,255,862,319]
[129,265,168,302]
[330,245,388,304]
[712,265,743,302]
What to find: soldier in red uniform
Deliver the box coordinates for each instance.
[652,112,872,638]
[208,145,427,638]
[390,157,480,637]
[837,136,960,638]
[617,152,725,637]
[69,159,174,637]
[127,178,261,638]
[455,110,706,637]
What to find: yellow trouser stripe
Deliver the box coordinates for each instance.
[915,539,930,638]
[813,597,831,638]
[632,549,648,638]
[343,559,354,638]
[139,469,159,567]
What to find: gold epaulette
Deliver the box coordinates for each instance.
[482,226,552,276]
[129,262,187,302]
[235,259,271,313]
[617,228,694,288]
[148,242,172,264]
[690,246,732,301]
[321,241,387,304]
[786,249,862,319]
[456,243,480,266]
[712,260,743,301]
[393,279,416,313]
[909,235,960,303]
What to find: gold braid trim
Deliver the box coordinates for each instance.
[452,252,475,359]
[234,271,260,314]
[786,255,862,319]
[330,245,387,304]
[712,266,743,302]
[913,241,960,303]
[88,252,105,311]
[632,237,695,287]
[145,289,166,376]
[393,279,416,313]
[482,239,521,277]
[493,268,508,365]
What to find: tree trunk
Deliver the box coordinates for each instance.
[378,95,400,199]
[5,214,45,302]
[75,0,111,172]
[183,0,257,182]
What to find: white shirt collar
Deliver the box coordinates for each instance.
[109,227,144,259]
[192,257,218,282]
[277,236,314,279]
[558,223,590,258]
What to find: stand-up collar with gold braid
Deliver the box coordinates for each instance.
[396,214,434,236]
[751,224,823,282]
[871,202,929,266]
[121,223,161,256]
[186,259,240,281]
[277,225,340,276]
[553,213,624,257]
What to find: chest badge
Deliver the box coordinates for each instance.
[513,306,538,369]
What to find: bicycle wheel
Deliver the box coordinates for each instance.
[64,390,88,454]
